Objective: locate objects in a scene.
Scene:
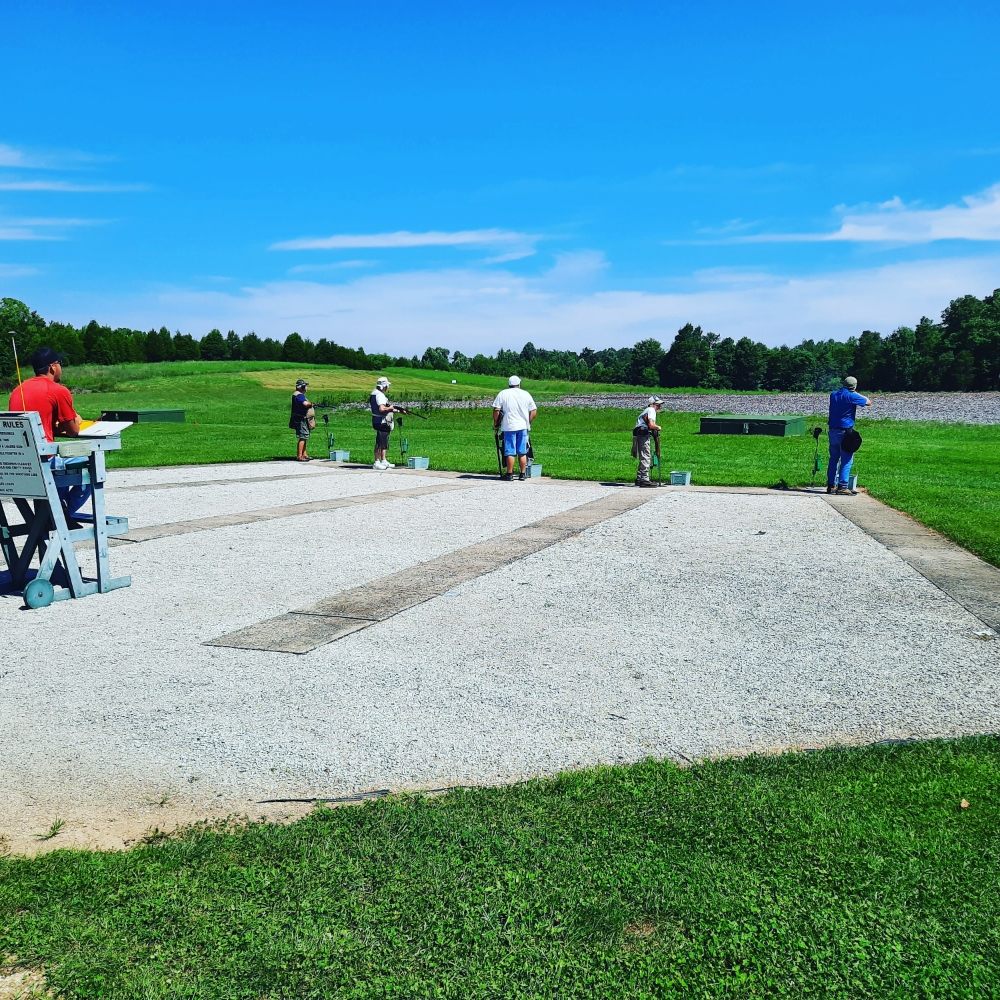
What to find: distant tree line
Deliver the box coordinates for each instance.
[2,289,998,391]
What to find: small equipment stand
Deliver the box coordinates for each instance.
[0,411,131,609]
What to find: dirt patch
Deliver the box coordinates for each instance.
[2,799,314,857]
[0,961,53,1000]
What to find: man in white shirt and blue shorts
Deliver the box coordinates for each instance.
[492,375,537,481]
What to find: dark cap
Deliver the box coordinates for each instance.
[295,379,308,390]
[30,346,64,374]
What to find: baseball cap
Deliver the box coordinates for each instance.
[648,395,664,406]
[508,375,521,386]
[30,346,64,374]
[376,376,391,389]
[295,379,308,390]
[843,376,858,389]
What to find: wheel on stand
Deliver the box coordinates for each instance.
[24,579,55,609]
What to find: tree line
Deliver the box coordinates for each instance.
[2,289,998,391]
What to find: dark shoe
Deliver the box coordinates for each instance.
[835,485,855,495]
[518,472,526,481]
[825,485,835,494]
[500,472,513,481]
[638,480,657,488]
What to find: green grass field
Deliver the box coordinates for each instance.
[63,359,751,402]
[2,738,997,998]
[55,361,1000,567]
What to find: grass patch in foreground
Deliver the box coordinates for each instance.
[1,738,998,998]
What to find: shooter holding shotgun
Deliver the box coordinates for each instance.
[632,395,664,487]
[369,376,427,470]
[492,375,537,481]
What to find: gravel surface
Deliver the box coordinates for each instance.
[343,392,1000,423]
[1,464,997,852]
[552,391,1000,423]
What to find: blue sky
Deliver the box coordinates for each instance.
[3,0,1000,355]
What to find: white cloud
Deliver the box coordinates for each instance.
[270,228,539,252]
[0,144,42,168]
[0,143,111,169]
[0,226,62,241]
[0,262,41,277]
[727,183,1000,244]
[0,179,148,193]
[542,250,609,286]
[0,216,103,240]
[481,249,536,264]
[55,253,1000,353]
[287,260,378,275]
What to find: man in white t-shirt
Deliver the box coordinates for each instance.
[492,375,537,481]
[369,376,397,470]
[632,396,663,487]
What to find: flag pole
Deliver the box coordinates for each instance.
[9,333,27,410]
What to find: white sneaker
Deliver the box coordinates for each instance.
[373,460,386,470]
[383,461,396,468]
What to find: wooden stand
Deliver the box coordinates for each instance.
[0,411,131,608]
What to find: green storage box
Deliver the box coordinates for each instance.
[100,409,186,423]
[699,415,805,436]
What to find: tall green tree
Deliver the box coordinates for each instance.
[281,332,310,363]
[172,332,201,360]
[145,327,176,362]
[877,326,916,390]
[421,346,451,371]
[627,338,663,385]
[200,329,229,361]
[659,324,717,387]
[852,330,882,385]
[731,337,766,390]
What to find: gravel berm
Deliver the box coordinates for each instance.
[553,390,1000,423]
[341,391,999,423]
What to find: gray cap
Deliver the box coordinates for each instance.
[508,375,521,386]
[843,376,858,389]
[648,395,664,406]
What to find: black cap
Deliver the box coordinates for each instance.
[30,346,64,374]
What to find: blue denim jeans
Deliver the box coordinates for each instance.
[50,456,93,517]
[827,427,855,486]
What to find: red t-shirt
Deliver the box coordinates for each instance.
[7,376,77,442]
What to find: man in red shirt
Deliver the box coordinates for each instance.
[7,346,90,515]
[8,346,81,441]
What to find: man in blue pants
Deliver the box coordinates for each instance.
[827,375,870,495]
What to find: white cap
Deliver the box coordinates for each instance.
[376,376,391,389]
[508,375,521,387]
[648,395,664,406]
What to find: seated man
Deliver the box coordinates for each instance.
[7,346,92,516]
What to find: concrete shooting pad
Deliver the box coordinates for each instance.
[1,459,998,854]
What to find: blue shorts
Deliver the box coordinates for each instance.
[502,429,528,457]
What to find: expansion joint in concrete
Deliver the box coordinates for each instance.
[206,491,654,654]
[113,481,470,544]
[823,492,1000,631]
